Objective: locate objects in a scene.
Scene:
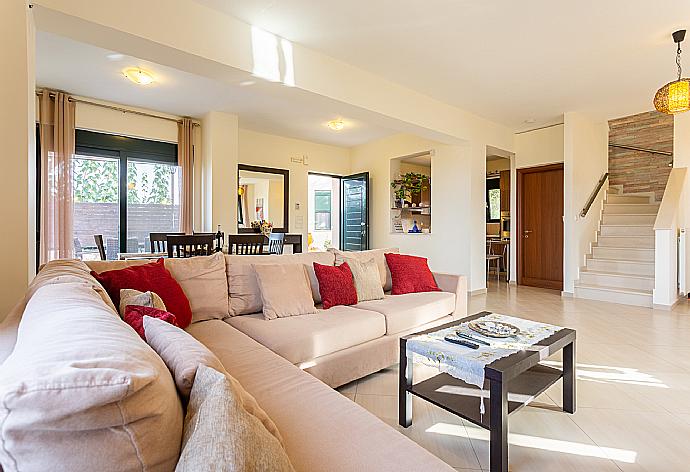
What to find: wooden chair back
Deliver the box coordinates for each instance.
[166,234,215,258]
[267,232,285,255]
[94,235,106,261]
[228,234,265,255]
[150,232,184,252]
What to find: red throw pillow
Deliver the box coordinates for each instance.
[124,305,179,340]
[384,253,440,295]
[313,262,358,309]
[91,258,193,328]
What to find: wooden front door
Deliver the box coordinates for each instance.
[517,163,564,290]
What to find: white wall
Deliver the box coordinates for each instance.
[0,1,35,320]
[562,112,609,294]
[238,129,351,244]
[351,134,487,291]
[673,113,690,294]
[200,112,238,234]
[515,125,564,168]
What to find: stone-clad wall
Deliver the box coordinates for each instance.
[608,110,673,201]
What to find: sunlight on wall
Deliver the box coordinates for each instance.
[427,422,638,464]
[251,26,295,86]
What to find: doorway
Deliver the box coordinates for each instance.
[307,172,370,252]
[517,163,564,290]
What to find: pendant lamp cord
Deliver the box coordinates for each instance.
[677,42,683,81]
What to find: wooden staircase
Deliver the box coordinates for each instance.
[574,187,657,307]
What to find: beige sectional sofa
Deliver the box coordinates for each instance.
[0,248,466,471]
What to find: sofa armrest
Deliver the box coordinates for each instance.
[0,298,26,365]
[432,272,467,319]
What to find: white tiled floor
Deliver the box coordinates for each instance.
[337,281,690,471]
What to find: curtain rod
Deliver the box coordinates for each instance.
[608,143,672,157]
[35,90,200,127]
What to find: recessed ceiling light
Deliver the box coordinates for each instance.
[524,118,537,124]
[123,67,155,86]
[239,80,256,87]
[327,119,345,131]
[106,53,124,61]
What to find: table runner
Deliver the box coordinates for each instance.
[406,313,562,413]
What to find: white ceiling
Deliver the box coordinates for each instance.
[35,32,395,147]
[194,0,690,131]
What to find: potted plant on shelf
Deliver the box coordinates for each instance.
[390,172,430,208]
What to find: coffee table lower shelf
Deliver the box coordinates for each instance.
[407,364,562,429]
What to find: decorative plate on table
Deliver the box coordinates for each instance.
[468,320,520,338]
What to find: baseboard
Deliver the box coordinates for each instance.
[561,290,574,298]
[508,280,517,286]
[653,297,683,311]
[470,288,488,295]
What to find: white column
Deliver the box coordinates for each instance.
[200,112,238,234]
[0,1,35,319]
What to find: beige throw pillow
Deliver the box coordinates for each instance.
[119,288,166,316]
[253,264,317,320]
[330,247,399,291]
[165,252,230,323]
[343,257,385,302]
[142,316,284,443]
[176,365,295,472]
[0,283,183,472]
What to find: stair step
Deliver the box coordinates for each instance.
[606,194,654,204]
[585,258,654,277]
[599,224,654,236]
[602,214,657,225]
[579,270,655,291]
[574,283,653,307]
[603,203,659,215]
[596,235,655,248]
[591,246,654,262]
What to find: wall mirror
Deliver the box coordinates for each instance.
[237,164,289,233]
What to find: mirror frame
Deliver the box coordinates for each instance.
[237,164,290,234]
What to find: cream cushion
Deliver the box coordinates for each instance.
[143,316,283,444]
[225,306,386,365]
[354,291,456,334]
[225,251,334,315]
[119,288,166,316]
[330,247,399,291]
[253,264,317,320]
[0,283,183,472]
[343,256,384,302]
[191,322,455,472]
[165,252,229,323]
[176,365,295,472]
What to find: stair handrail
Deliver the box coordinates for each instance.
[580,172,609,218]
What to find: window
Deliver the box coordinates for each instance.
[71,130,179,259]
[314,190,332,230]
[486,178,500,222]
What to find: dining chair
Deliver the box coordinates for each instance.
[73,237,83,260]
[94,235,106,261]
[267,232,285,255]
[150,232,184,253]
[228,234,265,255]
[167,234,215,258]
[486,241,507,281]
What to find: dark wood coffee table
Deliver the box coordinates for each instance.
[399,311,576,472]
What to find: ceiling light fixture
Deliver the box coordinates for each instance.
[654,30,690,114]
[123,67,155,86]
[327,119,345,131]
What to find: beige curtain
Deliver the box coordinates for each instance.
[178,118,194,234]
[39,90,75,263]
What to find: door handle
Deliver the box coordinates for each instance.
[523,229,532,239]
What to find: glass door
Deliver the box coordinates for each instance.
[340,172,369,251]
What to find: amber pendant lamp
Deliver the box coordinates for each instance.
[654,29,690,114]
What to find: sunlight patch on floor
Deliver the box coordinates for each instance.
[541,360,668,388]
[426,422,638,464]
